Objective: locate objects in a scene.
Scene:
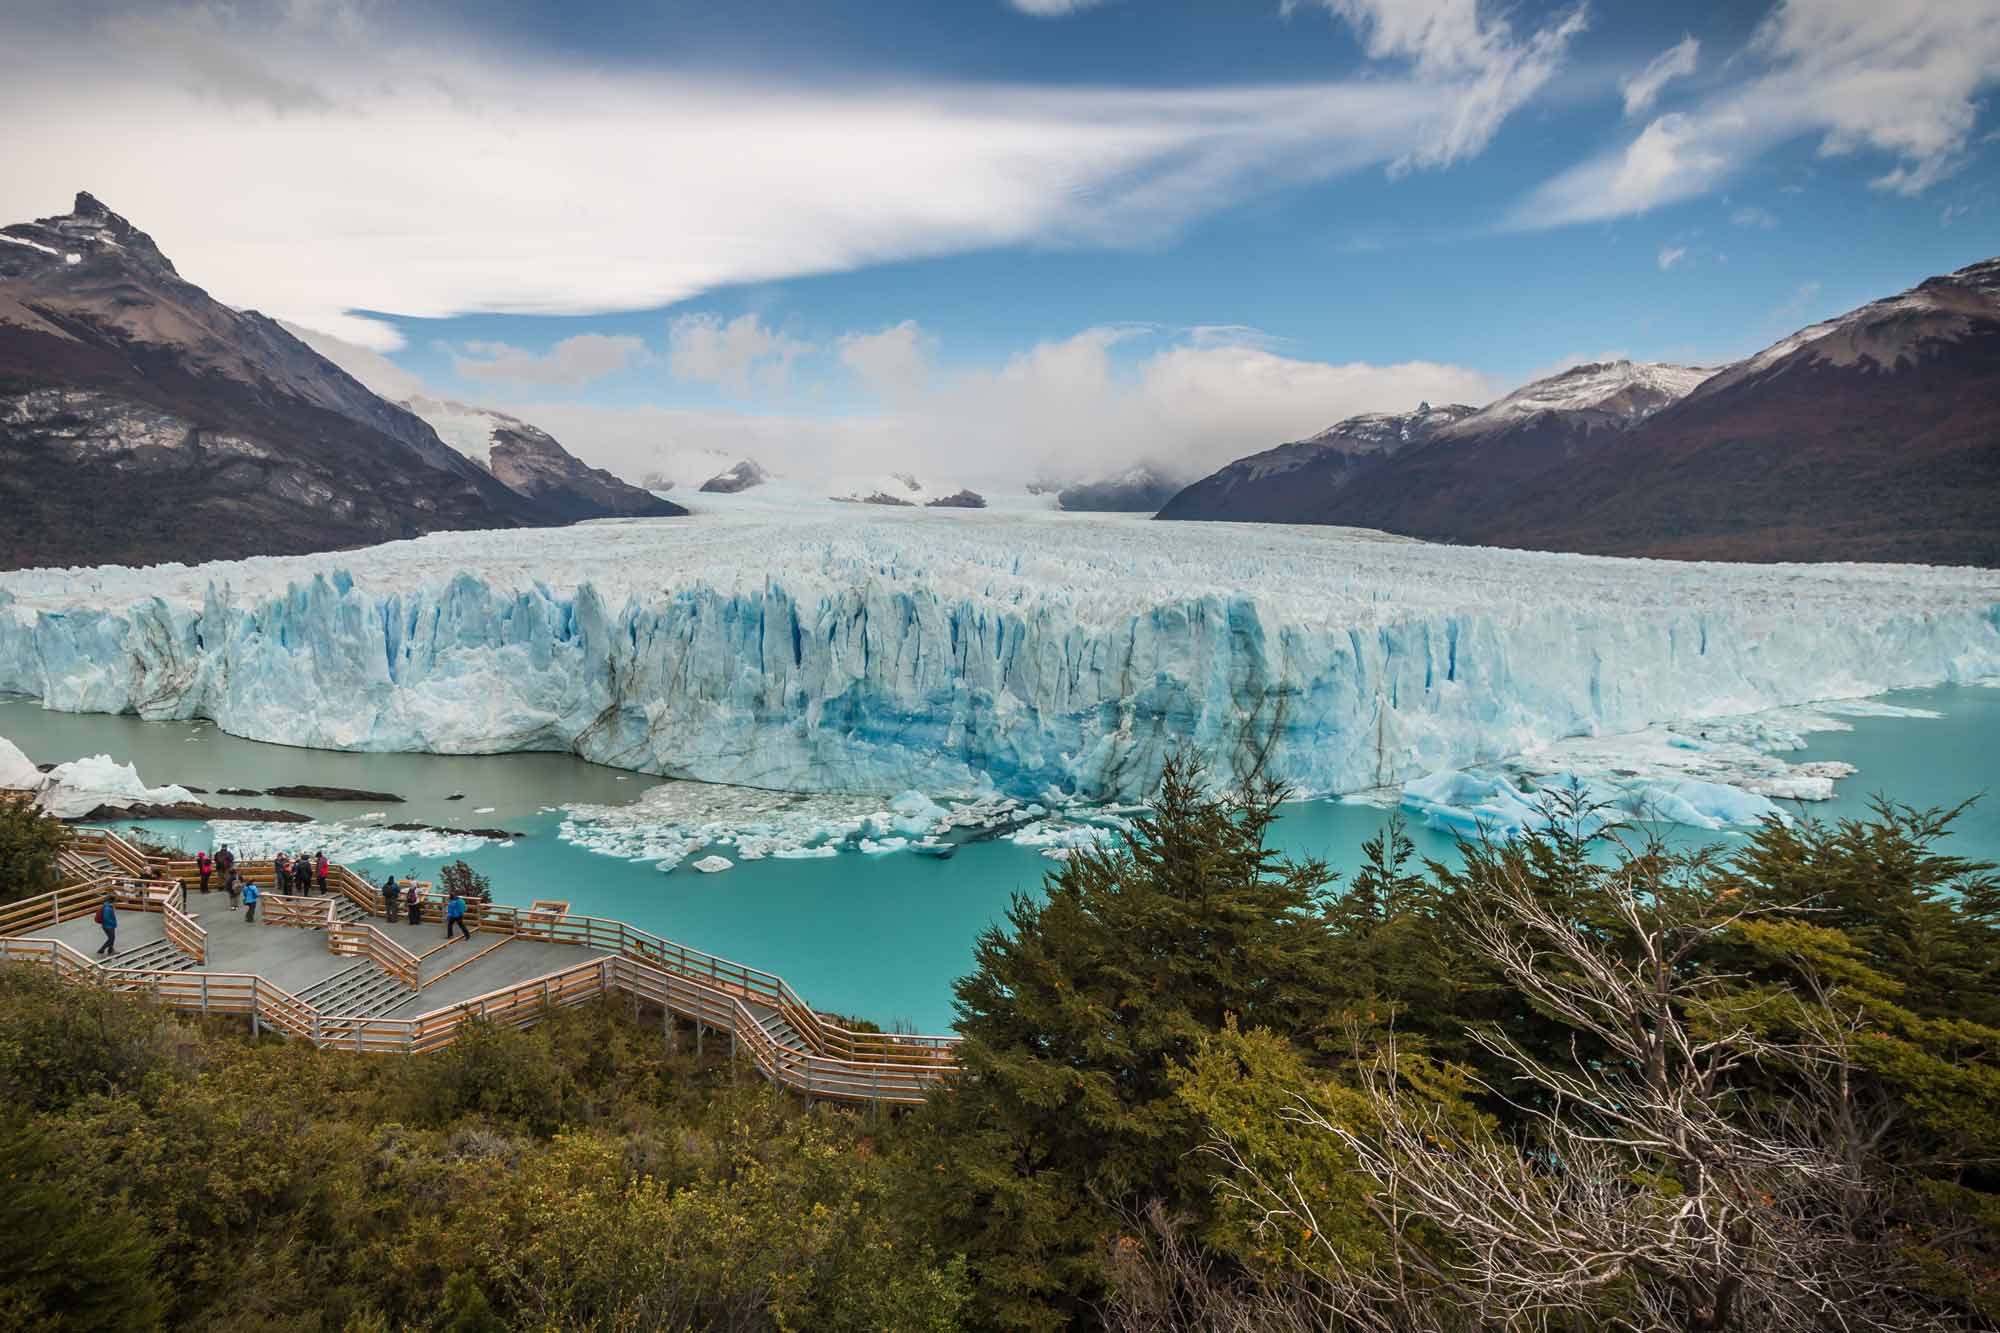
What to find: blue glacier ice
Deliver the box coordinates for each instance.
[2,505,1997,804]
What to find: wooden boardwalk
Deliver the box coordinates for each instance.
[1,828,959,1105]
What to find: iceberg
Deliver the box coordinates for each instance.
[34,752,195,820]
[0,734,40,790]
[0,507,1995,805]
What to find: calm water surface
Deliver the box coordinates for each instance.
[6,686,1994,1031]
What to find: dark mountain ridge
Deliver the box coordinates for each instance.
[0,193,679,571]
[1157,257,2000,566]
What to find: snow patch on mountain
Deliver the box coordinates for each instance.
[1450,360,1712,433]
[401,395,511,467]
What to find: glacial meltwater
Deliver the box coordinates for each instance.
[5,685,1995,1032]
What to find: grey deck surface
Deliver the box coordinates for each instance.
[46,909,165,958]
[35,898,604,1015]
[388,938,609,1015]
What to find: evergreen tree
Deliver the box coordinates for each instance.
[899,754,1350,1328]
[0,802,64,905]
[0,1124,164,1331]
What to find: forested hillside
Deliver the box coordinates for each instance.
[2,772,1996,1330]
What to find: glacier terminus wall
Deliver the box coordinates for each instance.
[2,505,1997,802]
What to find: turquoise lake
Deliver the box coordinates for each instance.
[5,685,1995,1032]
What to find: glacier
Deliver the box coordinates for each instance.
[2,499,1998,807]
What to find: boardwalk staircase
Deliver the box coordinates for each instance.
[298,962,417,1018]
[330,897,372,926]
[103,937,199,975]
[1,828,963,1104]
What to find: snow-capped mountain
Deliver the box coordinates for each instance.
[0,193,680,570]
[1158,254,2000,567]
[1056,463,1185,513]
[641,446,770,494]
[699,459,770,494]
[1155,402,1476,523]
[1485,256,2000,565]
[1441,360,1711,437]
[399,396,677,522]
[1300,401,1481,452]
[1158,361,1709,539]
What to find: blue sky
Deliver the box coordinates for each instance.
[2,0,1996,483]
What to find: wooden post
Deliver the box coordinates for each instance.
[250,979,261,1037]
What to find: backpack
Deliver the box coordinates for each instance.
[94,905,105,924]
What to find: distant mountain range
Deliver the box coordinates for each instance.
[1055,464,1185,514]
[0,193,679,571]
[1160,257,2000,566]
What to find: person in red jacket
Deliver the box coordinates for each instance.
[196,850,212,894]
[314,852,329,895]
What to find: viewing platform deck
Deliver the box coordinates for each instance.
[1,828,958,1105]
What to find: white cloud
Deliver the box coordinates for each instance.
[838,321,933,399]
[1940,202,1972,227]
[1303,0,1589,172]
[281,320,425,398]
[451,334,647,387]
[0,1,1565,347]
[288,315,1500,490]
[1512,0,2000,227]
[1657,245,1688,270]
[1620,34,1699,116]
[1729,204,1778,227]
[667,314,810,394]
[553,324,1496,486]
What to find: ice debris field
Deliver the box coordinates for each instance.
[2,501,1998,854]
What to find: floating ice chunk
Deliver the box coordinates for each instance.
[859,837,909,854]
[35,753,194,819]
[1615,778,1778,831]
[473,806,496,814]
[692,855,734,873]
[1401,770,1551,837]
[204,819,488,862]
[885,790,948,836]
[0,734,40,790]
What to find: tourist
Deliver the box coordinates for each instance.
[224,868,239,909]
[445,889,470,942]
[196,850,212,894]
[382,874,400,923]
[294,854,312,894]
[274,852,290,890]
[242,878,260,924]
[94,893,117,957]
[215,843,234,881]
[406,884,423,926]
[314,851,328,895]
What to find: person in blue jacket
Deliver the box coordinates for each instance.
[445,890,471,942]
[95,893,117,957]
[242,877,260,924]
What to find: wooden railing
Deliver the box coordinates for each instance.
[260,893,335,930]
[327,922,420,990]
[1,828,962,1102]
[66,828,151,878]
[159,883,208,964]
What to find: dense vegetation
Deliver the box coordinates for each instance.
[0,800,63,904]
[1,765,1995,1330]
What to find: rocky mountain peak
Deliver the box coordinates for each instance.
[2,191,179,278]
